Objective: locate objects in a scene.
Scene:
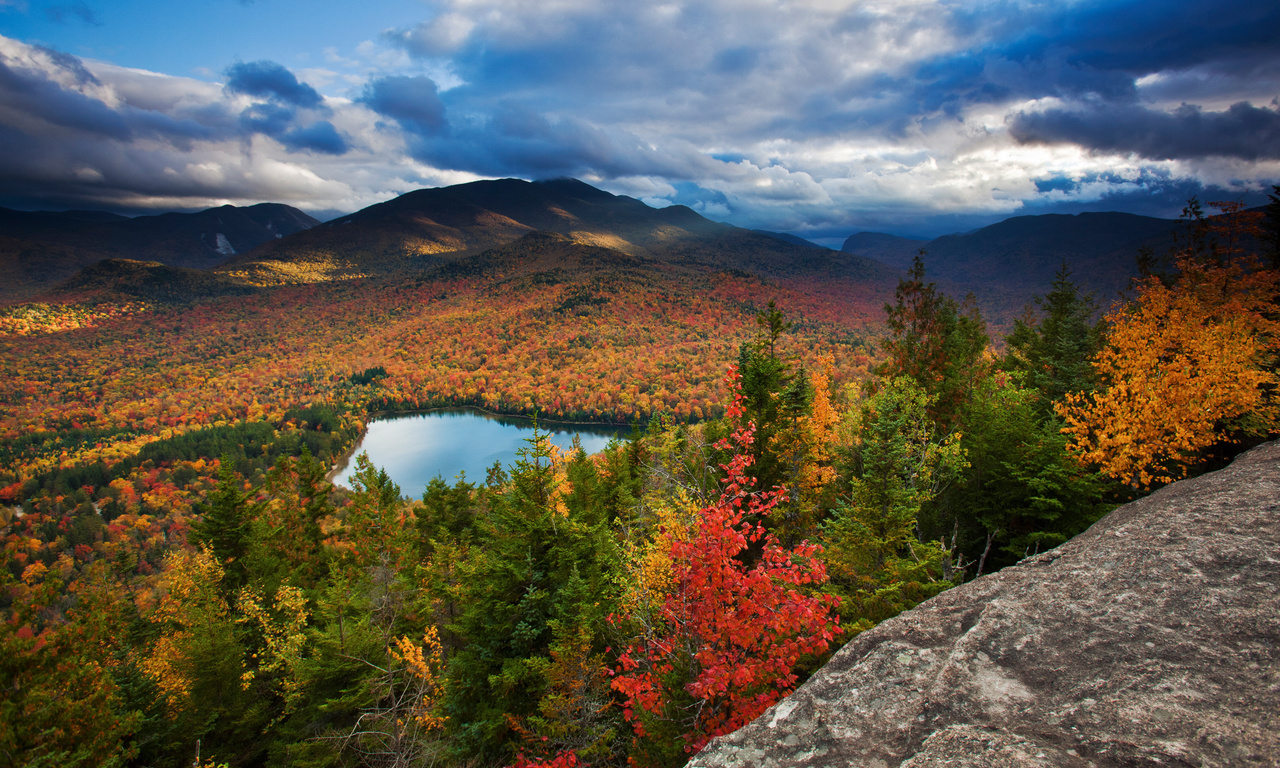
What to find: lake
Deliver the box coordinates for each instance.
[331,408,632,495]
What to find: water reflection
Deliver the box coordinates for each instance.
[332,408,631,495]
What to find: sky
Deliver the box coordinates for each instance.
[0,0,1277,242]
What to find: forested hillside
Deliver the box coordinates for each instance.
[218,178,883,286]
[0,204,319,300]
[2,196,1278,768]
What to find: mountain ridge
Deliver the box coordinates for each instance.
[842,211,1184,308]
[0,202,319,301]
[219,177,882,286]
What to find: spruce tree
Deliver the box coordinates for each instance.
[1003,262,1105,415]
[190,456,259,593]
[878,253,988,431]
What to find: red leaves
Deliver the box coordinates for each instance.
[509,750,580,768]
[611,365,840,756]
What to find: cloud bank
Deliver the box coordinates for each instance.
[1,0,1278,237]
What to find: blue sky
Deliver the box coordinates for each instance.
[1,0,1277,241]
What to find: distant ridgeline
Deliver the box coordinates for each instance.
[0,202,318,300]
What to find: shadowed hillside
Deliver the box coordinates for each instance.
[842,212,1185,332]
[0,203,318,301]
[223,178,885,285]
[52,259,257,303]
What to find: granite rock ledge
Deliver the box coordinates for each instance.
[689,442,1280,767]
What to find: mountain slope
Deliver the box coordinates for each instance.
[923,212,1179,291]
[0,203,319,301]
[223,178,883,285]
[840,231,928,268]
[52,259,256,303]
[843,212,1182,309]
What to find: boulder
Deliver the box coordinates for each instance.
[689,443,1280,767]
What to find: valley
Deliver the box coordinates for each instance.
[1,178,1276,768]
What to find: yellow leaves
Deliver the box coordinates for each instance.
[149,546,228,624]
[236,585,310,699]
[548,442,572,519]
[795,359,841,498]
[630,484,700,610]
[140,633,193,709]
[20,562,47,585]
[139,546,239,709]
[389,626,448,731]
[1059,255,1280,488]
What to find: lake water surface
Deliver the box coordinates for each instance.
[332,408,631,495]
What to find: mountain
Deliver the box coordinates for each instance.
[430,230,667,282]
[0,203,320,301]
[0,208,130,239]
[842,212,1183,313]
[752,230,826,249]
[840,231,928,268]
[221,178,880,285]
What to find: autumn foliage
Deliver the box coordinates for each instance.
[610,367,839,762]
[1060,202,1280,487]
[8,198,1273,768]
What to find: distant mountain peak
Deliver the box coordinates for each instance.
[0,203,320,301]
[840,209,1183,327]
[221,177,881,286]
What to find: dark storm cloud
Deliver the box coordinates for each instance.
[380,0,1280,186]
[0,54,129,139]
[401,103,716,183]
[237,102,349,154]
[4,0,1280,231]
[360,75,447,135]
[224,60,323,108]
[1010,102,1280,160]
[0,50,229,146]
[238,101,296,136]
[0,45,346,154]
[281,120,348,155]
[1018,0,1280,80]
[871,0,1280,133]
[0,40,357,211]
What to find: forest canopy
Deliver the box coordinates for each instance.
[3,196,1278,767]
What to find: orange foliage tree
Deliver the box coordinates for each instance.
[1059,202,1280,488]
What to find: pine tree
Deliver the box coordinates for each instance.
[190,457,260,594]
[825,376,965,629]
[878,253,988,430]
[734,299,793,495]
[1003,263,1105,414]
[445,429,621,765]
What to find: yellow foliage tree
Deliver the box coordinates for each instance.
[616,422,708,618]
[1059,218,1280,488]
[140,546,239,709]
[388,625,448,732]
[788,358,841,541]
[237,584,310,705]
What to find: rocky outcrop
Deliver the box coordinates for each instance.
[690,443,1280,767]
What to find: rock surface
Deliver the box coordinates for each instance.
[690,443,1280,768]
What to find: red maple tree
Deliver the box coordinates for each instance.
[610,366,839,761]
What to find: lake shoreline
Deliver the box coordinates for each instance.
[365,404,638,430]
[326,406,635,487]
